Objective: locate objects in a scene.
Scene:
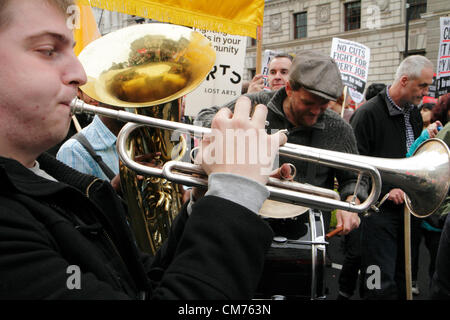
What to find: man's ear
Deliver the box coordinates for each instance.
[285,81,292,97]
[400,75,409,87]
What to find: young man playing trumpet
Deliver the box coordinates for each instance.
[0,0,287,299]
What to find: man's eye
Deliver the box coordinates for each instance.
[43,50,55,56]
[37,48,56,57]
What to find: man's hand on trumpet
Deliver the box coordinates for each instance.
[191,96,287,201]
[198,96,287,183]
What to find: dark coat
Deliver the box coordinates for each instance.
[0,153,273,299]
[350,87,423,199]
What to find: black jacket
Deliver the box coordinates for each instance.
[350,87,423,199]
[0,154,273,299]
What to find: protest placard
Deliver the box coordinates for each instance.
[428,73,437,98]
[330,38,370,104]
[260,50,277,91]
[184,29,247,117]
[436,17,450,97]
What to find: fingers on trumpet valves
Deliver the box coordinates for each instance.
[231,96,253,123]
[280,163,296,180]
[271,163,297,181]
[212,106,234,129]
[214,98,269,130]
[250,103,269,128]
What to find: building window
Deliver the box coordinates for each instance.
[403,49,426,59]
[251,38,257,47]
[294,12,307,39]
[407,0,427,20]
[344,1,361,31]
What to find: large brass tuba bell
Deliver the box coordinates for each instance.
[77,23,216,254]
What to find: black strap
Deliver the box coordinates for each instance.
[72,133,116,180]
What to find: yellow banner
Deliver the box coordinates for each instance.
[77,0,264,38]
[73,1,101,55]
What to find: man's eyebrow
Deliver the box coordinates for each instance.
[301,98,316,104]
[25,31,72,46]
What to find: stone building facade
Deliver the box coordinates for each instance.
[245,0,450,90]
[91,8,144,35]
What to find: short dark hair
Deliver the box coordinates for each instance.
[0,0,75,29]
[432,93,450,125]
[288,80,303,91]
[268,53,294,71]
[420,103,435,111]
[273,53,294,61]
[365,83,386,101]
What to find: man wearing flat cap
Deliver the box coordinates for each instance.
[196,50,369,236]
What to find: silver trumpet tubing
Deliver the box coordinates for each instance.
[71,98,450,218]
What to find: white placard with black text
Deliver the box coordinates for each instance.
[436,17,450,97]
[330,38,370,104]
[184,29,247,117]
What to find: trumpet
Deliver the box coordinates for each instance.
[71,99,450,218]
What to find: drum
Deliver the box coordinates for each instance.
[255,207,327,300]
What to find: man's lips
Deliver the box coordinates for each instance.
[272,83,284,89]
[60,96,77,108]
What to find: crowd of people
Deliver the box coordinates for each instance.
[0,0,449,301]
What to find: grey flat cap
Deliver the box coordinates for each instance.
[289,50,344,101]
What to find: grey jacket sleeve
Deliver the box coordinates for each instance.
[195,98,238,128]
[186,173,270,216]
[194,105,221,129]
[194,92,267,128]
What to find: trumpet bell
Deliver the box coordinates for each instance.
[78,23,216,108]
[405,138,450,217]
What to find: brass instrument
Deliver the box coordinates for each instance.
[280,140,450,218]
[71,98,450,218]
[77,23,216,254]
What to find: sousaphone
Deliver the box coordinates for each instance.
[78,23,216,254]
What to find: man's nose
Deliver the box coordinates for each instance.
[310,105,323,115]
[63,53,87,87]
